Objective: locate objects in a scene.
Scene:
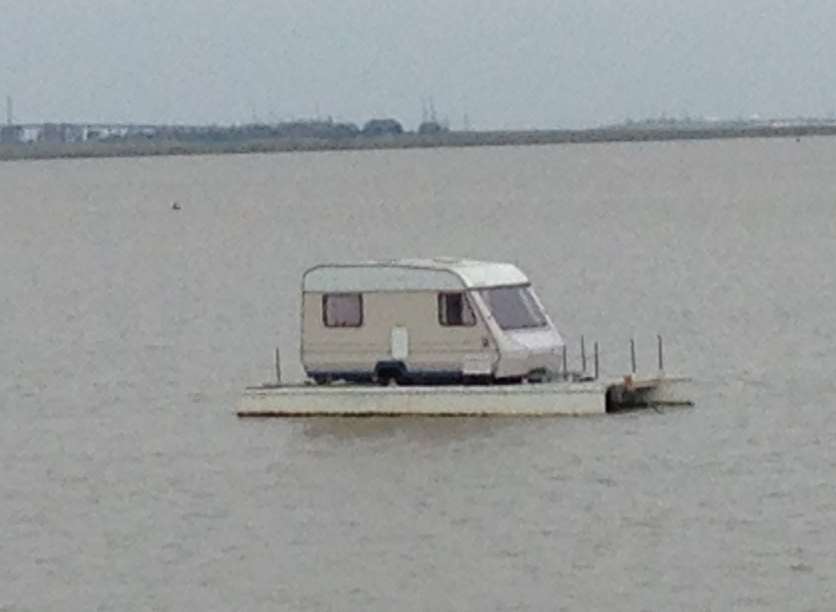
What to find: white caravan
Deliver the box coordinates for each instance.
[301,258,564,385]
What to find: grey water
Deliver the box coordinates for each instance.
[2,137,835,611]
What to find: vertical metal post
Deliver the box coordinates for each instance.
[657,334,664,372]
[562,344,568,380]
[594,342,599,380]
[275,347,282,385]
[630,338,637,374]
[581,335,587,374]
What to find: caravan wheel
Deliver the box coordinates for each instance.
[374,362,408,386]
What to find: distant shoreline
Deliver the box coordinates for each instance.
[3,124,836,162]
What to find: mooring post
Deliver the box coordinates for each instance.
[562,344,568,380]
[630,338,637,374]
[275,347,282,385]
[581,335,587,374]
[594,341,600,380]
[657,334,664,373]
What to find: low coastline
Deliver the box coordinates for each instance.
[3,123,836,162]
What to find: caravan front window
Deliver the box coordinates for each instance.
[480,286,547,330]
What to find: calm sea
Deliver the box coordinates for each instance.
[2,138,835,611]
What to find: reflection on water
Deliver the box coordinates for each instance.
[297,415,538,443]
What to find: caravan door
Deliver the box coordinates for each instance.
[390,326,409,360]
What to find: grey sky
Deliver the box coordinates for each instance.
[2,0,835,129]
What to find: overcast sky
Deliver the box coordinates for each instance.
[2,0,835,129]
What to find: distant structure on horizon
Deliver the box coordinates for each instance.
[417,96,450,135]
[1,115,409,146]
[0,96,23,144]
[361,118,404,137]
[6,108,836,151]
[608,114,836,131]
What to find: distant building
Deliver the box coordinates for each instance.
[37,123,86,144]
[40,123,65,143]
[418,120,448,135]
[0,125,24,144]
[63,124,85,143]
[361,118,403,137]
[40,123,61,143]
[124,126,158,139]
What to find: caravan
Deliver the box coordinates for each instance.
[301,258,564,385]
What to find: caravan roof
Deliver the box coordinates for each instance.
[303,258,529,292]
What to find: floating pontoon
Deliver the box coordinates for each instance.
[238,259,692,417]
[238,375,692,417]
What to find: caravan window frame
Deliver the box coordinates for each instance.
[438,292,477,327]
[322,293,364,328]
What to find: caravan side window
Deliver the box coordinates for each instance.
[323,293,363,327]
[439,292,476,326]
